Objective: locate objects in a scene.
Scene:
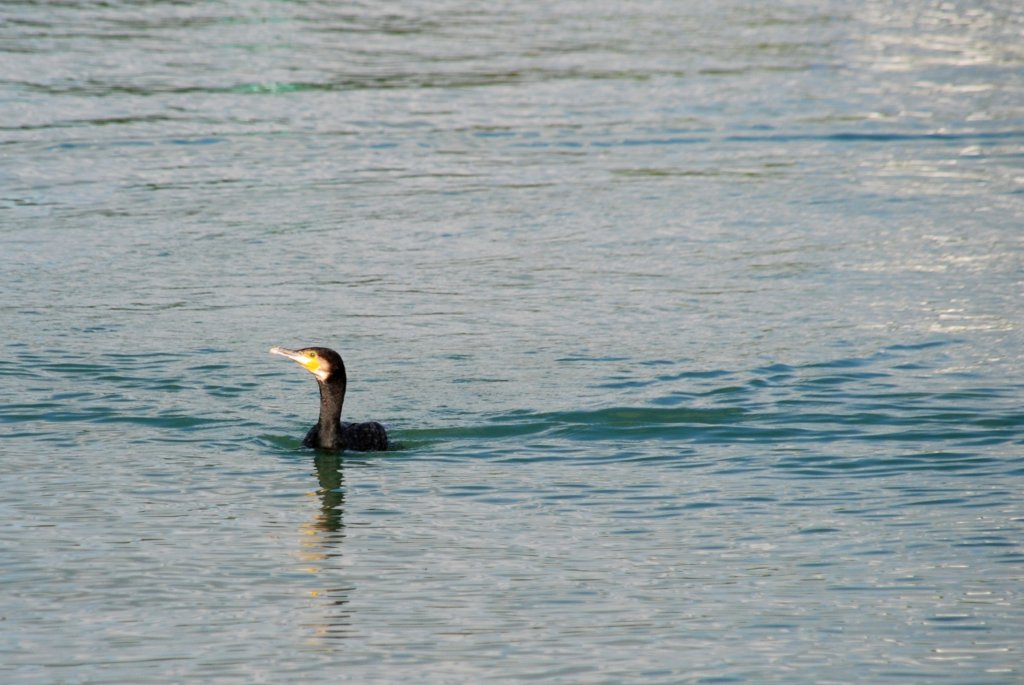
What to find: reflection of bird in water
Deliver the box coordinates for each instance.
[312,452,345,533]
[299,451,353,640]
[270,346,388,451]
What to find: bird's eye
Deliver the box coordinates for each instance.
[308,351,317,358]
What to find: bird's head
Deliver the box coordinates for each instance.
[270,346,345,383]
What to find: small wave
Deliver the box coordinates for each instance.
[408,399,1021,450]
[397,345,1022,476]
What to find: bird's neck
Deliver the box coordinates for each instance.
[316,377,346,447]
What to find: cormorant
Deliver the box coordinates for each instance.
[270,346,388,452]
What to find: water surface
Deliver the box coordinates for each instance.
[2,1,1023,683]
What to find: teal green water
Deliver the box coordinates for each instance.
[2,1,1023,683]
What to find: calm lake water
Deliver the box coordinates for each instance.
[2,1,1023,683]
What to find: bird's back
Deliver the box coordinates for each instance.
[341,421,389,452]
[303,421,388,452]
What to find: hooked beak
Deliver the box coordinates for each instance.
[270,346,322,377]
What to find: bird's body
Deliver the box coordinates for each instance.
[270,345,388,452]
[304,421,388,452]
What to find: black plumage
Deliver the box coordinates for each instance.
[270,345,388,452]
